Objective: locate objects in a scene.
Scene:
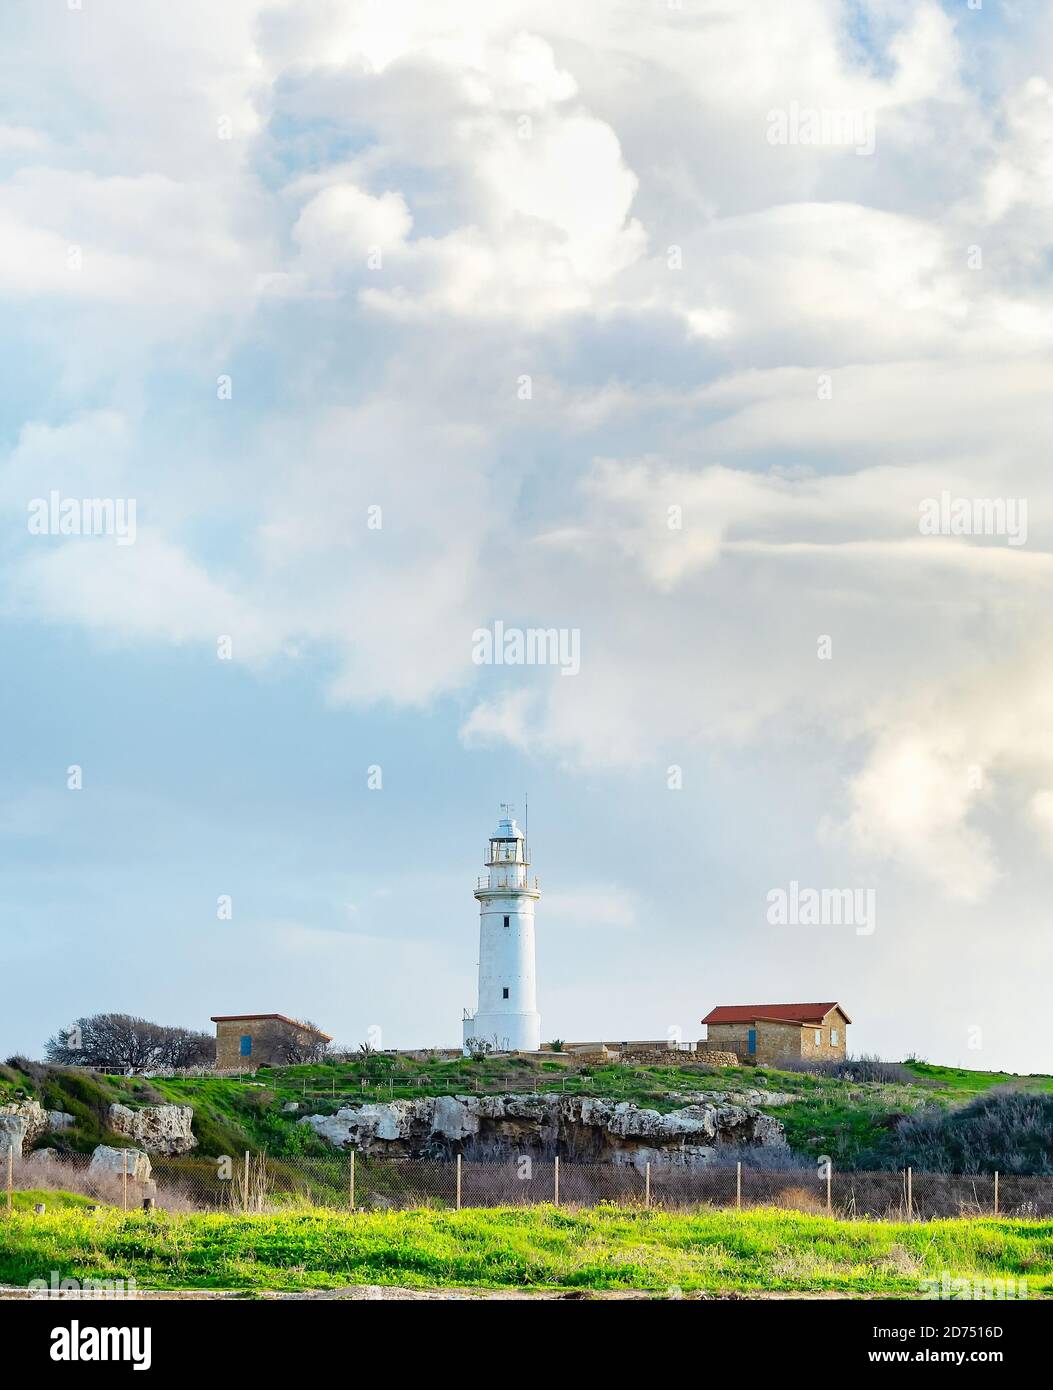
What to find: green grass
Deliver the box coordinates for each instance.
[0,1201,1047,1295]
[906,1062,1053,1101]
[6,1055,1053,1168]
[5,1190,97,1215]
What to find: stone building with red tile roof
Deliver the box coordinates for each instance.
[700,1002,850,1065]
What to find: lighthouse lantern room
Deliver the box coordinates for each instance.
[462,805,541,1053]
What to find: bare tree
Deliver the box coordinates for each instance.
[252,1019,330,1065]
[46,1014,213,1071]
[158,1027,215,1068]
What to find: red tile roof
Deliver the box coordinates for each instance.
[701,1002,850,1026]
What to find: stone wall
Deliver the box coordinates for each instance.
[215,1017,324,1069]
[798,1012,848,1062]
[705,1024,752,1054]
[616,1048,735,1066]
[753,1020,802,1064]
[753,1016,848,1065]
[689,1049,741,1067]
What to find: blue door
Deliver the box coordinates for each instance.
[240,1034,252,1057]
[747,1028,756,1055]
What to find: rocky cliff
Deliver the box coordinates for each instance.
[300,1092,787,1166]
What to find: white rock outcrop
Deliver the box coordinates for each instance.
[88,1145,152,1181]
[300,1093,786,1167]
[0,1100,48,1158]
[107,1103,197,1155]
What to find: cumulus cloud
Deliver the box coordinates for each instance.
[5,0,1053,916]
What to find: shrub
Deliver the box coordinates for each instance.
[863,1086,1053,1174]
[774,1053,913,1084]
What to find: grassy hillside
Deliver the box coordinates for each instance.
[0,1062,267,1157]
[4,1054,1051,1168]
[0,1202,1047,1295]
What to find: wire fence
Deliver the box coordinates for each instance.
[5,1148,1051,1221]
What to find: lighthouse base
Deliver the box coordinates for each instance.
[462,1011,541,1055]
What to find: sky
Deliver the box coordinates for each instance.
[2,0,1052,1072]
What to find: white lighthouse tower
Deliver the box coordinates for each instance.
[462,805,541,1054]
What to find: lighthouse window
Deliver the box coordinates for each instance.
[503,915,510,928]
[502,987,509,999]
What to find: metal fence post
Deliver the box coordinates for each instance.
[554,1155,560,1207]
[906,1167,912,1221]
[644,1162,651,1209]
[5,1148,12,1216]
[243,1150,250,1212]
[456,1153,462,1211]
[122,1150,128,1212]
[349,1150,355,1211]
[993,1170,999,1216]
[826,1160,832,1216]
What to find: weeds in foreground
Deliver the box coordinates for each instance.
[0,1201,1049,1295]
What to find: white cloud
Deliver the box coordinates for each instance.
[5,0,1053,917]
[292,183,413,272]
[459,691,537,751]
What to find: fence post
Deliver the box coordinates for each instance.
[554,1155,560,1207]
[5,1148,12,1216]
[243,1150,250,1212]
[993,1170,999,1216]
[349,1150,355,1211]
[456,1153,462,1211]
[645,1162,651,1209]
[736,1161,742,1211]
[906,1167,912,1221]
[826,1160,832,1216]
[122,1150,128,1212]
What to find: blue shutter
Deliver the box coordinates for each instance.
[240,1034,252,1057]
[747,1028,756,1054]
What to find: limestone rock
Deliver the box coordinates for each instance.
[48,1111,75,1131]
[107,1103,197,1155]
[300,1092,786,1167]
[88,1145,152,1181]
[0,1116,25,1159]
[0,1100,48,1158]
[666,1088,798,1109]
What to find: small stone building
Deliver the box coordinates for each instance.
[700,1002,851,1065]
[211,1014,331,1069]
